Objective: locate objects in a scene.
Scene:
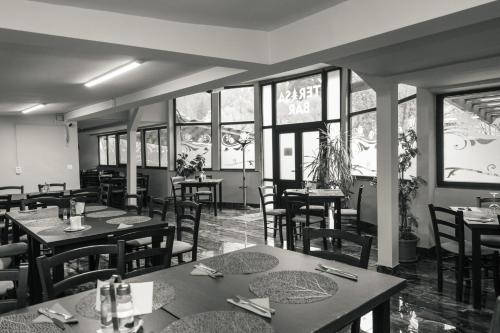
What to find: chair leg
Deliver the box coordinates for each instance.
[493,252,500,297]
[177,253,184,264]
[455,256,463,302]
[437,262,443,292]
[273,216,277,238]
[263,216,268,241]
[356,216,361,235]
[278,216,284,245]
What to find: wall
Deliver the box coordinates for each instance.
[78,132,98,170]
[0,114,80,192]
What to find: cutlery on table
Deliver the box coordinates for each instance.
[316,264,358,282]
[235,295,275,314]
[45,308,74,320]
[193,264,223,278]
[38,308,67,330]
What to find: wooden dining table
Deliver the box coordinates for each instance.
[283,188,344,251]
[6,204,169,303]
[450,206,500,309]
[0,245,405,332]
[179,178,223,216]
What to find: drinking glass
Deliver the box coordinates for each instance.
[489,192,499,213]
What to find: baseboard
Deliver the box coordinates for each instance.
[376,265,400,274]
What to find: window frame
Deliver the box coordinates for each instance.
[219,85,256,171]
[436,86,500,190]
[143,126,168,169]
[98,134,118,167]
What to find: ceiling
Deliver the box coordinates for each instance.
[31,0,346,31]
[0,31,209,115]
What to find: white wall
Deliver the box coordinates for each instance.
[78,132,98,170]
[0,115,80,192]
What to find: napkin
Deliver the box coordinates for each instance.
[190,264,223,277]
[117,223,133,229]
[227,297,272,319]
[33,302,72,323]
[95,280,153,315]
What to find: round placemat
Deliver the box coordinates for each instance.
[162,311,274,333]
[0,312,62,333]
[106,215,151,225]
[202,252,279,275]
[84,205,108,213]
[38,225,92,236]
[75,281,175,319]
[23,217,63,228]
[249,270,338,304]
[86,210,126,218]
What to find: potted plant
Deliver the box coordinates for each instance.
[175,153,206,178]
[305,126,355,204]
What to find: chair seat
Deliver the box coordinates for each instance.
[126,237,152,247]
[292,215,323,224]
[481,235,500,248]
[0,242,28,257]
[442,240,497,256]
[195,191,213,195]
[341,208,358,216]
[172,240,193,255]
[266,208,286,216]
[0,257,12,270]
[0,281,14,296]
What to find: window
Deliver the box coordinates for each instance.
[144,128,168,168]
[99,136,107,165]
[220,86,255,169]
[262,84,274,181]
[136,131,143,167]
[119,134,127,164]
[107,135,116,166]
[175,92,212,168]
[398,86,417,178]
[160,128,168,167]
[98,134,117,166]
[438,88,500,187]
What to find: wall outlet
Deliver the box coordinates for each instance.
[15,166,22,175]
[67,164,73,170]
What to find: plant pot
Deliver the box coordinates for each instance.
[399,237,419,263]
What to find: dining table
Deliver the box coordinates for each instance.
[0,245,405,332]
[178,178,223,216]
[6,204,169,303]
[450,206,500,309]
[283,188,344,251]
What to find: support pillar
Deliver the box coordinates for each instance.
[127,107,143,205]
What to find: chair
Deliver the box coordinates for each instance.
[303,227,372,333]
[0,186,24,194]
[149,197,169,221]
[285,191,325,240]
[258,185,286,243]
[22,197,70,210]
[428,204,499,301]
[476,198,500,249]
[114,226,175,278]
[137,175,150,207]
[193,175,214,213]
[100,182,112,206]
[70,187,99,203]
[36,243,125,301]
[123,193,142,215]
[170,176,194,211]
[341,185,364,235]
[173,201,202,263]
[38,182,66,192]
[0,264,28,314]
[27,191,63,199]
[491,296,500,333]
[0,195,12,245]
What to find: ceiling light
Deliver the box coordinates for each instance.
[481,96,500,102]
[85,61,143,88]
[22,104,46,114]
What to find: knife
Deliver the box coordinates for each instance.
[236,295,276,314]
[38,308,67,330]
[317,264,358,281]
[194,264,223,278]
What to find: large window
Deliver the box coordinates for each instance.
[262,84,273,181]
[144,127,168,168]
[98,134,117,166]
[175,92,212,168]
[438,88,500,187]
[220,86,255,169]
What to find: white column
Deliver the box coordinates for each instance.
[127,107,143,204]
[211,91,220,171]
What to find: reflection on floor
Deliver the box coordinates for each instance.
[178,207,496,333]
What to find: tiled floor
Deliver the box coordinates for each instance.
[175,207,497,333]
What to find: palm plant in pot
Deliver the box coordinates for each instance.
[305,127,355,205]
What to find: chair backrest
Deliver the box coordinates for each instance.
[0,264,28,314]
[70,190,99,203]
[0,186,24,194]
[170,176,185,198]
[356,185,364,211]
[284,191,310,222]
[28,191,63,199]
[491,297,500,333]
[175,201,202,246]
[36,243,125,301]
[115,226,175,278]
[476,196,500,208]
[100,183,112,206]
[38,183,66,192]
[258,185,277,211]
[123,193,142,214]
[24,197,70,210]
[0,194,12,212]
[149,197,168,221]
[428,204,465,257]
[303,227,373,268]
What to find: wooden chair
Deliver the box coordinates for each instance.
[99,183,112,206]
[123,193,142,215]
[194,175,214,213]
[38,182,66,192]
[149,197,169,221]
[36,243,125,301]
[114,226,175,278]
[285,191,325,240]
[25,197,70,210]
[476,198,500,249]
[341,185,364,235]
[428,204,499,301]
[70,187,99,203]
[174,201,202,263]
[0,186,24,194]
[258,185,286,243]
[0,195,12,245]
[27,191,63,199]
[0,264,28,314]
[491,296,500,333]
[170,176,194,211]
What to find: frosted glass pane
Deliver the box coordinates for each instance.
[99,136,107,165]
[263,129,273,179]
[221,87,254,122]
[145,130,160,167]
[262,85,272,126]
[119,134,127,164]
[351,112,377,177]
[160,128,168,167]
[176,125,212,168]
[176,92,211,123]
[108,135,116,166]
[280,133,295,180]
[302,131,319,181]
[327,70,340,120]
[221,124,255,169]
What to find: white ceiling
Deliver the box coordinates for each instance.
[31,0,346,31]
[0,31,209,114]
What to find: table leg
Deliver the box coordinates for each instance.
[52,246,65,284]
[219,183,223,212]
[471,230,482,309]
[28,236,42,303]
[373,300,391,333]
[181,185,186,201]
[334,198,342,248]
[213,185,218,217]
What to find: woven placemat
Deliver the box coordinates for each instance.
[106,216,151,225]
[162,311,274,333]
[0,312,62,333]
[84,205,108,213]
[38,225,92,236]
[203,252,279,275]
[75,281,175,319]
[23,217,63,228]
[86,210,126,219]
[249,270,338,304]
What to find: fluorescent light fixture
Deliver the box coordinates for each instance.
[85,61,143,88]
[481,96,500,102]
[22,103,46,114]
